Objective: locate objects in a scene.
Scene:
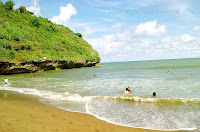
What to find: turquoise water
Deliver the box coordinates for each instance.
[1,58,200,131]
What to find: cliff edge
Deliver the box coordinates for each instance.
[0,1,100,75]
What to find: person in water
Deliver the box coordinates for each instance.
[123,87,131,94]
[153,92,156,97]
[82,75,84,79]
[127,87,131,92]
[93,73,96,76]
[4,78,8,84]
[123,88,130,94]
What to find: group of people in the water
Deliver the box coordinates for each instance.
[123,87,156,97]
[82,73,96,79]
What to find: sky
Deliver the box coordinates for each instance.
[2,0,200,62]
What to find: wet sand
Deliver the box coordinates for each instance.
[0,91,183,132]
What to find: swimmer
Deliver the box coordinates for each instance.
[82,75,84,79]
[33,75,35,77]
[127,87,131,92]
[153,92,156,97]
[93,73,96,76]
[123,88,130,94]
[4,78,8,84]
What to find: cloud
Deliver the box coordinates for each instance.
[112,23,123,29]
[51,4,77,26]
[87,25,199,62]
[161,34,195,47]
[193,26,200,31]
[86,25,155,62]
[180,34,195,42]
[135,20,166,37]
[85,21,168,62]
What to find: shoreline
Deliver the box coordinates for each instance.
[0,90,184,132]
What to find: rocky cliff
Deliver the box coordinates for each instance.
[0,61,99,75]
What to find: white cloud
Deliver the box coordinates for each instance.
[85,21,167,62]
[112,23,123,29]
[161,34,195,48]
[86,26,155,62]
[51,4,77,26]
[193,26,200,31]
[161,37,171,43]
[87,27,200,62]
[135,20,166,37]
[180,34,195,42]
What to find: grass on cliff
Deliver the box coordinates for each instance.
[0,1,100,63]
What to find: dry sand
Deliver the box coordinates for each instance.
[0,92,184,132]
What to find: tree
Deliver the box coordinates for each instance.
[0,0,3,6]
[19,6,27,13]
[28,11,34,16]
[15,9,20,13]
[5,0,15,11]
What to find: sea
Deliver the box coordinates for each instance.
[1,58,200,131]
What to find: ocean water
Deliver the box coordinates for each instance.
[1,58,200,131]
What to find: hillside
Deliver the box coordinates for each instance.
[0,1,100,74]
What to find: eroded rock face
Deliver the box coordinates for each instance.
[0,61,99,75]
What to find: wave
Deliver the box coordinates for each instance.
[0,86,91,102]
[1,86,200,106]
[93,96,200,106]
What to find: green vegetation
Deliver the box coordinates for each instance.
[74,33,82,38]
[0,1,100,63]
[5,0,15,11]
[19,6,27,13]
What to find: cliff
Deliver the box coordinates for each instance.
[0,61,98,75]
[0,1,100,75]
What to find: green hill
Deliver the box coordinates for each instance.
[0,0,100,63]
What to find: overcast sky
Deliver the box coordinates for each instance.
[3,0,200,62]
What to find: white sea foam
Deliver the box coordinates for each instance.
[0,86,91,102]
[1,86,200,131]
[85,99,199,131]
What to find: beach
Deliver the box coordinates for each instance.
[0,59,200,131]
[0,91,180,132]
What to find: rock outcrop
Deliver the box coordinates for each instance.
[0,61,99,75]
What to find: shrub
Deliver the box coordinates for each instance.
[15,9,20,13]
[74,33,82,38]
[11,28,22,41]
[5,0,15,11]
[0,0,3,6]
[0,28,11,40]
[0,39,12,50]
[19,6,27,13]
[31,19,40,27]
[9,49,15,58]
[28,11,34,16]
[2,22,10,29]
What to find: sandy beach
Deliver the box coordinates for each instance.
[0,91,183,132]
